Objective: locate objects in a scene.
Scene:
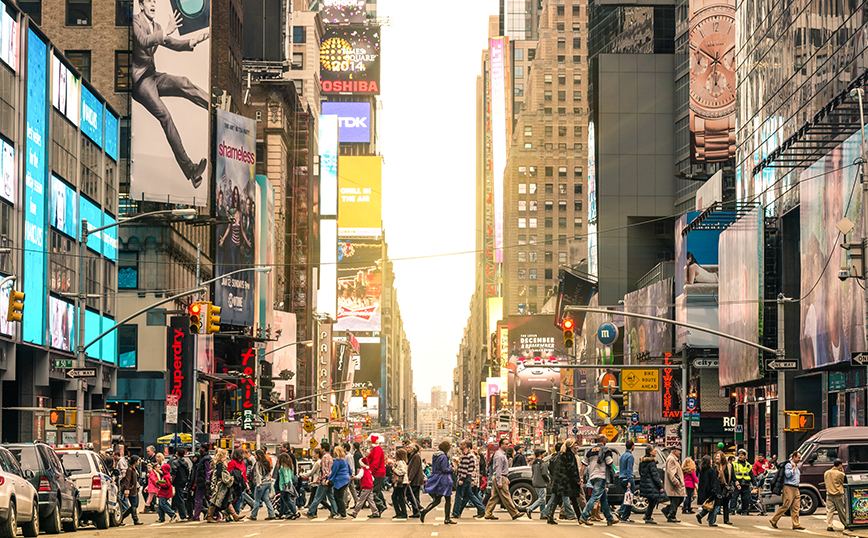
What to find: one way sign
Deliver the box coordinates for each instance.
[765,360,798,371]
[853,353,868,366]
[66,368,97,379]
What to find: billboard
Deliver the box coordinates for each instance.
[507,315,563,404]
[624,279,674,363]
[104,110,119,161]
[167,316,195,416]
[719,206,763,386]
[0,137,14,205]
[24,28,47,346]
[674,212,722,348]
[317,323,333,421]
[800,131,864,369]
[338,156,381,237]
[51,54,79,126]
[489,37,507,263]
[50,175,78,239]
[556,269,596,330]
[271,310,296,400]
[319,114,338,216]
[130,0,210,205]
[322,0,366,24]
[215,109,257,327]
[0,1,17,72]
[322,101,371,143]
[49,296,75,352]
[355,340,381,390]
[320,26,380,95]
[80,84,103,147]
[588,121,598,277]
[335,239,381,332]
[688,0,736,163]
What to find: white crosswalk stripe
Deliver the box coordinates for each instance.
[755,525,781,532]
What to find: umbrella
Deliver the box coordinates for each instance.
[157,433,193,446]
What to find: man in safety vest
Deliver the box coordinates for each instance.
[733,449,758,515]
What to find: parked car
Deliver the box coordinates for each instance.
[55,449,120,529]
[0,446,39,538]
[5,443,80,534]
[507,442,669,513]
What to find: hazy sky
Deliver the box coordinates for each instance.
[377,0,498,404]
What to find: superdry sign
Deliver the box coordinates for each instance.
[166,317,194,421]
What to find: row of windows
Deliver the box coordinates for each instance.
[555,5,583,17]
[518,200,584,212]
[555,38,583,50]
[525,142,584,150]
[517,234,574,246]
[542,107,584,115]
[517,251,569,264]
[514,48,536,62]
[517,217,584,228]
[518,268,558,280]
[545,73,582,84]
[544,90,583,101]
[20,0,134,27]
[518,182,584,194]
[525,126,584,137]
[519,167,585,179]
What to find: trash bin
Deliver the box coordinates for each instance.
[844,475,868,529]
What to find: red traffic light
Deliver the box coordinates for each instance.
[529,395,538,403]
[190,303,201,315]
[563,318,574,330]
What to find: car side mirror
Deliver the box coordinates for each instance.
[64,469,72,477]
[806,454,818,465]
[24,469,34,479]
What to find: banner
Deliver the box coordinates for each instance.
[130,0,211,205]
[215,109,257,327]
[489,37,507,263]
[167,316,195,416]
[272,310,297,400]
[335,239,382,331]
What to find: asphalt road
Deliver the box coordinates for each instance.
[57,503,851,538]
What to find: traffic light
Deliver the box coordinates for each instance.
[49,408,75,427]
[563,318,575,348]
[787,412,815,431]
[363,395,368,407]
[189,302,202,334]
[260,361,274,403]
[7,289,23,323]
[528,394,538,410]
[206,303,221,334]
[365,416,371,426]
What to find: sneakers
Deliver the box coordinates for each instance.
[445,520,458,525]
[667,518,681,523]
[644,518,657,524]
[169,515,179,523]
[333,515,345,520]
[370,514,381,518]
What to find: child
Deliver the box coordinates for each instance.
[524,449,550,518]
[350,464,380,519]
[682,457,698,514]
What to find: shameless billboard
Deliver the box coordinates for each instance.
[320,26,380,95]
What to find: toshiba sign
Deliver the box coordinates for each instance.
[322,102,371,143]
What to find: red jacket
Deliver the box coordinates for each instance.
[363,445,386,478]
[228,459,248,484]
[157,464,174,498]
[358,467,373,490]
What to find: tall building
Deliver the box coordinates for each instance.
[430,386,448,408]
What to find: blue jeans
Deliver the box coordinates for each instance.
[616,477,634,520]
[118,491,130,512]
[580,478,614,522]
[699,502,720,525]
[526,487,548,515]
[279,492,298,517]
[252,482,275,519]
[157,497,175,522]
[307,484,337,516]
[542,494,576,518]
[452,480,485,517]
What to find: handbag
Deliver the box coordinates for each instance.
[703,498,715,511]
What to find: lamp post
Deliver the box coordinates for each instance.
[74,207,195,443]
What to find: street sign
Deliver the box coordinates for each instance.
[620,369,659,391]
[572,427,579,434]
[66,368,97,379]
[597,323,619,345]
[766,359,799,371]
[692,358,719,369]
[596,399,619,420]
[601,372,618,393]
[686,397,697,412]
[223,420,239,427]
[53,359,75,369]
[853,353,868,366]
[242,410,255,431]
[254,342,267,349]
[309,438,317,448]
[166,395,179,425]
[600,424,619,441]
[210,420,222,435]
[630,412,639,426]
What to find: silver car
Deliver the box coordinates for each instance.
[54,450,120,529]
[0,446,39,538]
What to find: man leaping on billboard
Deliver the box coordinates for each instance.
[133,0,209,187]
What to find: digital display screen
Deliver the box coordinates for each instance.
[80,84,103,147]
[319,114,338,216]
[320,27,380,95]
[50,175,78,239]
[321,0,366,24]
[104,110,119,161]
[24,28,47,346]
[0,276,14,337]
[0,138,15,205]
[322,101,371,143]
[51,54,79,126]
[49,296,75,352]
[0,1,18,72]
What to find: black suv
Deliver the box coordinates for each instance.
[5,444,80,534]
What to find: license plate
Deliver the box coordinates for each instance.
[80,500,89,505]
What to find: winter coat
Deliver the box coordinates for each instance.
[251,461,272,488]
[531,459,550,488]
[170,457,189,488]
[684,470,698,489]
[363,445,386,477]
[423,451,454,496]
[210,461,234,509]
[697,465,721,504]
[121,466,140,496]
[195,454,212,486]
[328,457,352,490]
[228,459,248,488]
[638,456,667,502]
[393,460,409,485]
[147,467,160,494]
[552,451,582,498]
[664,454,687,497]
[513,452,528,467]
[157,464,174,499]
[408,452,425,486]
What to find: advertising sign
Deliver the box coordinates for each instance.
[238,346,256,414]
[719,206,763,385]
[674,212,722,348]
[319,114,338,216]
[0,138,14,205]
[130,0,210,205]
[215,109,257,327]
[271,310,297,401]
[167,316,195,417]
[588,121,598,277]
[321,0,366,24]
[322,101,371,143]
[335,239,382,331]
[800,131,865,369]
[337,156,381,237]
[50,175,78,239]
[0,1,18,72]
[0,274,13,337]
[848,485,868,526]
[489,37,507,263]
[320,26,380,95]
[80,84,103,147]
[354,340,381,389]
[24,28,48,346]
[556,269,596,330]
[624,278,674,362]
[51,54,79,126]
[318,324,333,421]
[104,110,119,161]
[48,296,75,351]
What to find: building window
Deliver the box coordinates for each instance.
[558,74,566,85]
[519,235,528,247]
[530,183,537,194]
[575,201,583,212]
[519,201,527,211]
[557,6,564,15]
[529,285,538,296]
[545,217,553,228]
[67,0,91,25]
[519,286,527,297]
[559,167,567,178]
[574,143,583,150]
[515,66,524,79]
[519,183,527,194]
[544,107,552,115]
[545,234,553,246]
[115,0,131,25]
[518,268,527,280]
[558,126,567,137]
[66,51,91,80]
[115,51,132,91]
[545,269,553,279]
[558,143,567,150]
[529,234,537,245]
[545,251,553,262]
[545,201,553,211]
[528,49,536,60]
[574,107,583,114]
[558,38,566,50]
[545,126,553,136]
[292,52,304,69]
[529,251,537,262]
[519,218,526,228]
[118,325,137,368]
[515,83,524,97]
[573,6,581,14]
[559,235,567,246]
[574,166,583,177]
[574,91,582,100]
[518,251,527,263]
[573,38,582,49]
[528,167,537,177]
[515,48,524,61]
[574,73,582,83]
[559,252,567,264]
[558,107,566,115]
[574,126,583,137]
[292,27,305,43]
[559,184,567,194]
[558,55,565,63]
[519,166,527,176]
[559,201,567,211]
[529,200,538,211]
[524,126,532,137]
[559,217,566,228]
[529,269,538,280]
[544,90,552,101]
[545,74,552,83]
[574,184,583,194]
[529,218,537,228]
[19,0,40,24]
[524,142,532,148]
[557,22,564,30]
[545,167,553,177]
[544,143,552,150]
[545,183,553,194]
[575,217,583,227]
[573,55,582,63]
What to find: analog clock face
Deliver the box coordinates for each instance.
[689,7,736,112]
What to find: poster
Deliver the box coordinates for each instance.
[49,296,75,352]
[130,0,210,205]
[335,239,382,331]
[214,109,256,327]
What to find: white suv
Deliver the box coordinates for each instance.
[0,446,39,538]
[54,450,120,529]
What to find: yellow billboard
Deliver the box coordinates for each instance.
[338,156,382,237]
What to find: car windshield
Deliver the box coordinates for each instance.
[7,447,41,472]
[796,440,815,460]
[57,453,93,474]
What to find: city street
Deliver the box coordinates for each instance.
[72,506,853,538]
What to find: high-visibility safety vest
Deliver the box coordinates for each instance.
[734,460,752,481]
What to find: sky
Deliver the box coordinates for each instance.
[376,0,498,403]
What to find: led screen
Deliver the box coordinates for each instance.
[322,0,366,24]
[335,239,381,332]
[320,26,380,95]
[337,156,381,237]
[322,101,371,143]
[0,138,14,204]
[49,296,75,352]
[0,276,13,337]
[0,2,18,72]
[80,84,103,147]
[51,54,79,126]
[104,110,119,161]
[50,175,78,239]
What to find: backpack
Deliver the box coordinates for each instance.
[770,462,788,496]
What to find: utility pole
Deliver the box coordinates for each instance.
[777,294,787,460]
[76,219,88,443]
[854,88,868,363]
[681,344,688,455]
[192,243,201,452]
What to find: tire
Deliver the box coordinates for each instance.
[109,504,121,527]
[94,504,110,529]
[799,488,819,516]
[62,501,80,532]
[0,500,16,538]
[21,500,38,538]
[632,494,649,514]
[43,503,62,535]
[509,483,536,510]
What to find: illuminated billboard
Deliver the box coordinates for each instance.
[338,156,381,237]
[322,0,366,24]
[104,110,119,161]
[0,1,18,72]
[49,296,75,352]
[335,239,381,332]
[674,212,722,349]
[322,101,371,143]
[50,175,78,239]
[80,84,103,147]
[0,137,14,205]
[131,0,211,205]
[52,54,80,126]
[320,26,380,95]
[489,37,507,263]
[319,114,338,216]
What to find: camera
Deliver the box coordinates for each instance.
[839,267,852,281]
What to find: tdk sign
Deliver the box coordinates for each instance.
[322,101,371,143]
